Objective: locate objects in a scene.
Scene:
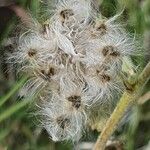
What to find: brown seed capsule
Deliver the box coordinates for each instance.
[68,95,81,109]
[56,116,70,129]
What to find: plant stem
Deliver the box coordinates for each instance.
[29,0,40,18]
[93,62,150,150]
[138,91,150,105]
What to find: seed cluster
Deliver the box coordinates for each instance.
[9,0,140,142]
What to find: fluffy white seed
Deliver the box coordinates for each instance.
[8,0,140,143]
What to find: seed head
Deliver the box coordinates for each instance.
[8,0,141,142]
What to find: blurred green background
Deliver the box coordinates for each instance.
[0,0,150,150]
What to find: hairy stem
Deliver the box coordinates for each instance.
[93,62,150,150]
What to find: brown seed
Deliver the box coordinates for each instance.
[99,74,111,83]
[68,95,81,109]
[39,67,56,81]
[60,52,69,65]
[40,70,45,75]
[48,67,55,76]
[96,23,107,35]
[96,23,107,30]
[28,49,37,57]
[110,51,120,57]
[102,46,120,57]
[57,116,70,129]
[39,70,49,81]
[60,9,74,20]
[102,46,110,56]
[42,23,50,35]
[96,69,100,74]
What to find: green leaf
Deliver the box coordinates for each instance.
[0,77,27,107]
[0,98,30,123]
[0,128,10,141]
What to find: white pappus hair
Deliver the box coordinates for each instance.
[8,0,141,142]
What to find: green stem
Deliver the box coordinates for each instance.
[93,62,150,150]
[30,0,40,18]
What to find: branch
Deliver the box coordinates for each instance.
[93,62,150,150]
